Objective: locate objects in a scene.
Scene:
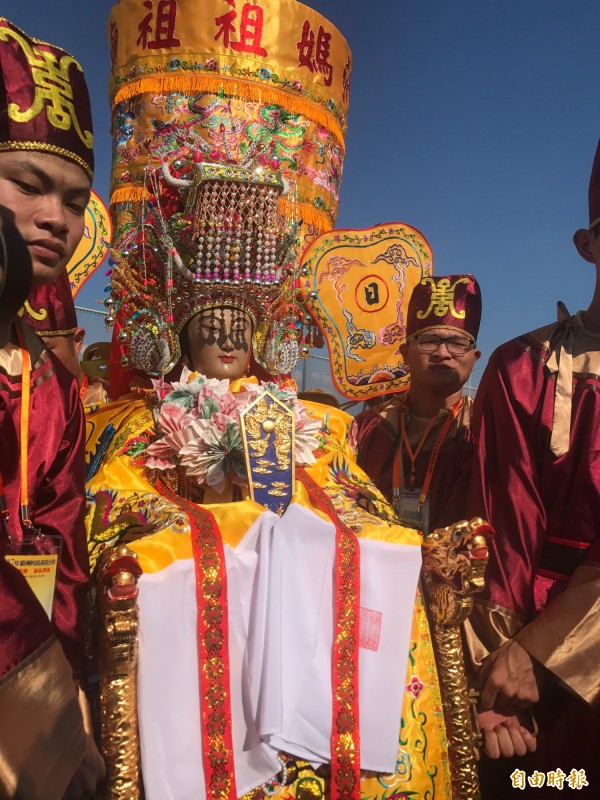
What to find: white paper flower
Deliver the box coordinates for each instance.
[179,419,245,493]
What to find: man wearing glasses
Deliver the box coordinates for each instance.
[355,274,481,535]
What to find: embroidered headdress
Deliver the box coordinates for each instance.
[0,18,94,179]
[109,153,301,375]
[406,274,481,343]
[22,270,78,336]
[105,0,351,390]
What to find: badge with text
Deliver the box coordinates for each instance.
[5,533,61,619]
[393,488,430,534]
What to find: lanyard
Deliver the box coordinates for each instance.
[393,395,464,509]
[0,329,32,539]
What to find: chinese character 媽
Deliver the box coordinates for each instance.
[296,20,333,86]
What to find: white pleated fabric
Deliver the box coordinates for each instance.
[136,503,422,797]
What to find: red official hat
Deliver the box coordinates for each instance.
[406,274,481,342]
[0,18,94,179]
[22,270,78,336]
[589,139,600,230]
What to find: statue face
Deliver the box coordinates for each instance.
[184,306,252,380]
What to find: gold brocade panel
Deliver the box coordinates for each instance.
[108,0,351,238]
[299,224,433,400]
[84,391,450,799]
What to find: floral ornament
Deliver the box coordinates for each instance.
[405,675,425,699]
[179,419,246,493]
[143,370,320,494]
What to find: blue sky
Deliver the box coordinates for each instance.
[6,0,599,390]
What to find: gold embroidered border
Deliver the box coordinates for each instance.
[297,469,360,800]
[156,480,237,800]
[0,141,93,180]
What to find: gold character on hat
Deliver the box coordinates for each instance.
[416,275,470,320]
[0,25,93,148]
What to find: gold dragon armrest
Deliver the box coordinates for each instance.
[421,517,492,800]
[98,544,142,800]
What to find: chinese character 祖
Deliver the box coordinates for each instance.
[510,769,526,790]
[137,0,181,51]
[546,769,566,789]
[215,2,267,57]
[528,771,546,788]
[567,769,589,790]
[296,20,333,86]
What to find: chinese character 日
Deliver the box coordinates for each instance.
[364,282,380,306]
[215,1,267,57]
[296,20,333,86]
[137,0,181,50]
[510,769,526,790]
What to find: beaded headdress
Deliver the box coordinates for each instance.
[105,0,352,391]
[108,152,301,375]
[0,18,94,179]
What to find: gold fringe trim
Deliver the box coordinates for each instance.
[110,185,151,205]
[112,73,346,150]
[278,198,332,233]
[109,186,333,233]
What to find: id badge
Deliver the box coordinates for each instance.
[5,530,61,620]
[392,488,430,534]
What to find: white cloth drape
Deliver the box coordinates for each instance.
[136,504,421,798]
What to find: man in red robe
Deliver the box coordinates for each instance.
[467,140,600,796]
[0,18,103,798]
[354,274,481,533]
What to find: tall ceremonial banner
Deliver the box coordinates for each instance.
[67,190,112,296]
[107,0,351,240]
[299,223,433,399]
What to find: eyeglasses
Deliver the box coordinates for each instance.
[412,333,474,356]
